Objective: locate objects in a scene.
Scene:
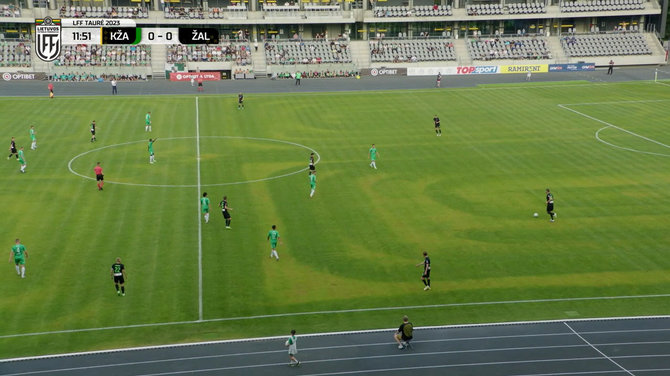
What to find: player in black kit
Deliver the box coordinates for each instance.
[111,257,127,296]
[546,188,556,222]
[90,120,97,142]
[8,137,18,159]
[433,115,441,136]
[238,93,244,109]
[220,195,233,229]
[416,251,431,290]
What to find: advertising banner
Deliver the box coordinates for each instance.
[361,67,407,77]
[499,64,548,74]
[407,66,500,76]
[548,63,596,72]
[169,72,221,81]
[1,72,47,81]
[454,65,499,75]
[407,67,457,76]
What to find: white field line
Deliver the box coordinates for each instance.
[594,127,670,158]
[558,104,670,157]
[564,322,635,376]
[1,293,669,342]
[558,99,670,107]
[136,354,665,376]
[195,97,203,321]
[67,136,321,188]
[515,370,670,376]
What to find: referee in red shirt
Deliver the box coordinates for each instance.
[94,162,104,191]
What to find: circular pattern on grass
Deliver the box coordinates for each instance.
[595,126,670,158]
[67,136,320,188]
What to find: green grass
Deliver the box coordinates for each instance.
[2,81,670,359]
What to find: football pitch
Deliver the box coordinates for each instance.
[1,80,670,359]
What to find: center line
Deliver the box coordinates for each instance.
[564,322,634,376]
[196,97,203,321]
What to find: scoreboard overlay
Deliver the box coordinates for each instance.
[35,17,219,62]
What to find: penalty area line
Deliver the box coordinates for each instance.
[1,293,669,341]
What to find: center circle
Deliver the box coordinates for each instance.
[67,136,321,188]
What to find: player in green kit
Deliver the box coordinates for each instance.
[9,238,28,278]
[145,111,152,132]
[201,192,210,223]
[17,147,26,173]
[267,225,281,260]
[30,125,37,150]
[148,138,157,164]
[309,171,316,198]
[369,144,379,169]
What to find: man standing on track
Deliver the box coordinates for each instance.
[285,329,300,367]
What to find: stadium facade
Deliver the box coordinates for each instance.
[0,0,667,79]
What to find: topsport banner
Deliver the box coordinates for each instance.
[498,64,549,74]
[407,66,500,76]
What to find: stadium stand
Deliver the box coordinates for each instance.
[507,2,547,14]
[53,45,151,67]
[1,4,20,17]
[370,39,456,62]
[208,5,248,19]
[166,43,252,65]
[264,39,351,64]
[272,69,358,79]
[263,3,300,17]
[467,3,503,15]
[164,6,205,19]
[59,6,148,18]
[560,0,644,12]
[48,72,146,81]
[374,4,452,17]
[468,36,551,60]
[0,40,30,67]
[373,5,411,17]
[304,4,342,17]
[560,32,652,57]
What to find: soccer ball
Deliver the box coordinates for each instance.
[533,213,539,217]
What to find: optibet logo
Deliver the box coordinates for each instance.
[370,68,379,76]
[35,17,61,62]
[2,73,11,81]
